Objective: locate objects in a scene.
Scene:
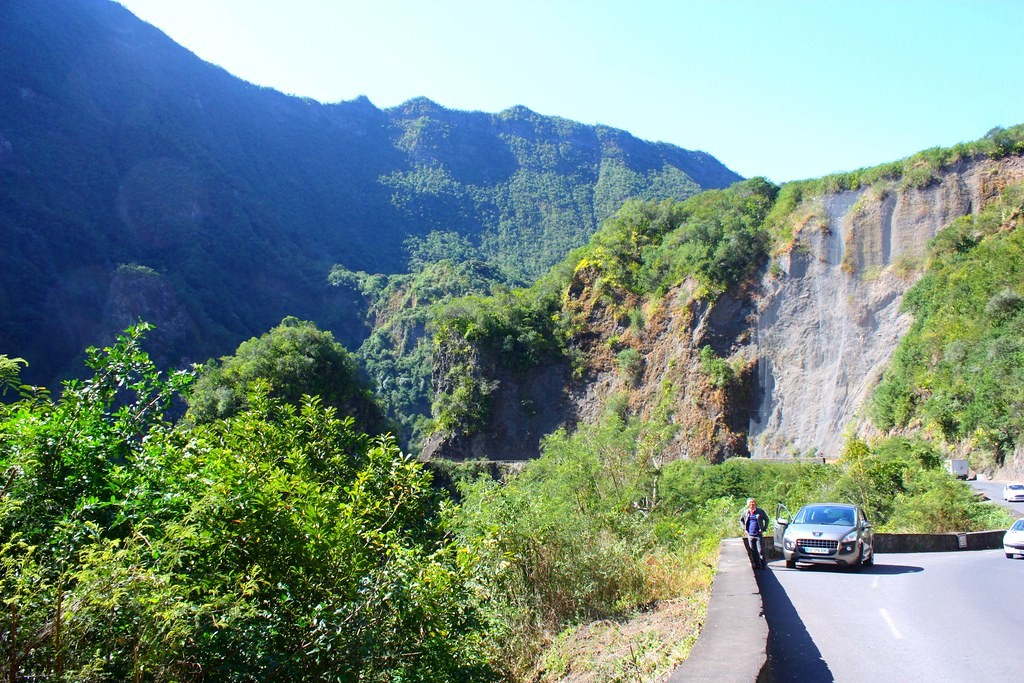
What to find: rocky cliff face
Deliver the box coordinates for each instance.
[424,154,1024,464]
[749,156,1024,458]
[424,267,756,463]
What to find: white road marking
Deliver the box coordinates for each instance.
[879,608,903,639]
[871,576,879,590]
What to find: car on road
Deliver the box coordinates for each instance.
[1003,482,1024,502]
[773,502,874,569]
[1004,518,1024,559]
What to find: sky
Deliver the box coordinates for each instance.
[114,0,1024,184]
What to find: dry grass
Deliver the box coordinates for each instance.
[527,547,719,683]
[529,592,710,683]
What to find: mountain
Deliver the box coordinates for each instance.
[423,138,1024,477]
[0,0,741,387]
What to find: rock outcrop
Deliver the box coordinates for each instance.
[749,156,1024,458]
[424,154,1024,464]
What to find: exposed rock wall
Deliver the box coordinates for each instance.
[423,271,755,463]
[749,157,1024,458]
[423,155,1024,464]
[563,285,755,463]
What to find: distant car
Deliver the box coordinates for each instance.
[773,502,874,569]
[1004,518,1024,559]
[1003,483,1024,503]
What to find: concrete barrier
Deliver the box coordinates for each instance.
[667,529,1007,681]
[666,538,769,682]
[874,529,1005,552]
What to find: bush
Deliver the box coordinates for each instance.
[868,183,1024,458]
[699,346,733,389]
[451,415,701,678]
[615,347,645,387]
[0,326,495,681]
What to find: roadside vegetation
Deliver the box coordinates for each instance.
[0,329,1009,680]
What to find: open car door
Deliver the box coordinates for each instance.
[773,503,791,552]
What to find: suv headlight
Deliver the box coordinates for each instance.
[843,530,858,542]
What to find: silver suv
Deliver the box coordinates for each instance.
[773,502,874,569]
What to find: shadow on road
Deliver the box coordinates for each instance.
[756,559,924,681]
[755,566,834,683]
[785,561,924,575]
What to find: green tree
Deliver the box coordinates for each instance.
[1,326,496,681]
[187,317,389,435]
[0,355,28,397]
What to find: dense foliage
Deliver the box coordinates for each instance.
[869,183,1024,469]
[329,233,525,449]
[186,317,390,437]
[0,326,495,681]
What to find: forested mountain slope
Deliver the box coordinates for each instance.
[424,134,1024,475]
[0,0,740,386]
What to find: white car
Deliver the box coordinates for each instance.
[1004,518,1024,559]
[1004,483,1024,503]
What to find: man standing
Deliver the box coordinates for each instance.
[741,497,769,569]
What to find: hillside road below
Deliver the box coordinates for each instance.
[970,477,1024,517]
[759,550,1023,682]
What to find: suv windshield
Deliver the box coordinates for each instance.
[794,505,856,526]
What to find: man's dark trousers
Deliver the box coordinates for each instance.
[745,535,766,569]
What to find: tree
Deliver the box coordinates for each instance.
[1,326,495,681]
[186,317,390,435]
[0,355,28,397]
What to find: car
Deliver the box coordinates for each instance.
[1003,483,1024,503]
[1004,518,1024,559]
[772,502,874,569]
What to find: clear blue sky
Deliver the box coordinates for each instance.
[115,0,1024,183]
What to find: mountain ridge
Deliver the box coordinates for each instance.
[0,0,741,386]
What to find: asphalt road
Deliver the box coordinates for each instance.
[758,549,1024,682]
[970,477,1024,518]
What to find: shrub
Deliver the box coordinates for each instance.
[699,346,733,389]
[0,326,495,681]
[616,347,645,387]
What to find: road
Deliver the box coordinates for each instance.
[758,550,1024,682]
[970,477,1024,518]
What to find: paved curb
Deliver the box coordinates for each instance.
[666,538,769,682]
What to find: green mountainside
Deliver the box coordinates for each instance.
[0,0,740,388]
[424,130,1024,471]
[4,2,1024,675]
